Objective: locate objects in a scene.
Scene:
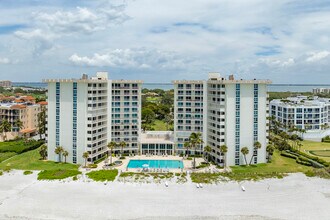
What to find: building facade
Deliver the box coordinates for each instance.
[111,80,142,154]
[173,80,207,155]
[270,96,330,140]
[0,96,43,140]
[173,73,271,166]
[45,73,142,164]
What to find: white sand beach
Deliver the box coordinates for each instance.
[0,171,329,220]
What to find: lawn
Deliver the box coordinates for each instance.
[38,169,81,180]
[0,152,16,163]
[86,170,119,182]
[0,147,79,171]
[151,120,171,131]
[0,140,44,154]
[300,140,330,162]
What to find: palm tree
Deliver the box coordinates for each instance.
[249,141,262,165]
[63,150,69,163]
[189,132,203,169]
[14,119,24,132]
[54,146,64,162]
[0,119,12,141]
[119,141,126,156]
[241,147,249,165]
[203,145,211,162]
[39,144,47,160]
[220,145,228,167]
[82,151,89,167]
[266,144,275,162]
[183,141,190,157]
[107,141,116,165]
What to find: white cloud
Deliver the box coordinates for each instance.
[69,48,189,69]
[33,5,129,34]
[0,57,10,64]
[306,50,330,62]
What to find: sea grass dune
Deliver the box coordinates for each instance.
[0,171,329,220]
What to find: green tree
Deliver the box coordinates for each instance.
[241,147,249,165]
[39,144,48,160]
[14,119,24,132]
[220,145,228,167]
[184,141,190,157]
[266,144,275,162]
[0,119,12,141]
[189,132,203,169]
[249,141,262,165]
[107,141,117,165]
[63,150,69,163]
[54,146,64,163]
[37,106,47,140]
[83,151,89,167]
[203,145,211,162]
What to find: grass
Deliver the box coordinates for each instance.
[0,140,44,154]
[151,120,168,131]
[86,170,119,182]
[23,170,33,175]
[300,140,330,162]
[0,152,16,163]
[38,169,81,180]
[0,147,79,171]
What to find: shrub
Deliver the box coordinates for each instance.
[119,156,126,159]
[0,170,3,176]
[38,169,81,180]
[88,164,97,168]
[86,170,118,182]
[321,136,330,143]
[3,165,11,172]
[0,140,44,154]
[94,155,106,164]
[187,157,192,160]
[72,176,78,181]
[23,170,33,175]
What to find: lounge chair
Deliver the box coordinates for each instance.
[196,183,200,188]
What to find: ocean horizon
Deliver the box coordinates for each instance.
[12,82,330,92]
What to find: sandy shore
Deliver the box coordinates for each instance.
[0,171,329,220]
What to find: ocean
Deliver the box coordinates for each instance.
[12,82,330,92]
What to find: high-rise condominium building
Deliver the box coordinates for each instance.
[45,72,142,164]
[173,73,271,166]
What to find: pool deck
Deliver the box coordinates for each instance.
[94,155,211,173]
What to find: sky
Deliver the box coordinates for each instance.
[0,0,329,83]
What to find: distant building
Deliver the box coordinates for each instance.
[0,95,43,141]
[270,96,330,140]
[313,88,330,94]
[0,80,12,88]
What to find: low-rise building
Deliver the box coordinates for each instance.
[270,96,330,140]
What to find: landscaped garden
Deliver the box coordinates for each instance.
[300,140,330,162]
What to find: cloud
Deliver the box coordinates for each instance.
[69,48,189,69]
[33,5,129,34]
[0,57,10,64]
[306,50,330,62]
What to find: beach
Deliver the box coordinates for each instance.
[0,171,329,220]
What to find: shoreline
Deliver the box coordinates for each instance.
[1,171,329,220]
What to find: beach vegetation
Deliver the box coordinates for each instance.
[38,169,81,180]
[86,170,118,182]
[23,170,33,175]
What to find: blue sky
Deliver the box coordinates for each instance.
[0,0,329,83]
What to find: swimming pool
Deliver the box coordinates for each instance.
[127,160,184,169]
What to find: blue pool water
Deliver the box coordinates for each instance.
[127,160,183,169]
